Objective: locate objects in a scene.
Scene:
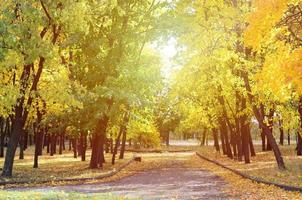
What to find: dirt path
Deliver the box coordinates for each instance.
[12,153,229,199]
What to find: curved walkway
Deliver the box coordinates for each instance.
[14,155,228,199]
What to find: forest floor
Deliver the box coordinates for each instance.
[3,152,302,199]
[0,147,133,184]
[197,144,302,188]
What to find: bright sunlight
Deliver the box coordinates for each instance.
[0,0,302,199]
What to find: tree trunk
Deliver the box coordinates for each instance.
[242,71,285,170]
[297,133,302,156]
[213,129,220,152]
[105,137,109,153]
[248,127,256,157]
[287,129,290,145]
[90,116,109,169]
[0,118,7,158]
[119,127,127,159]
[99,139,105,166]
[200,130,207,146]
[46,135,50,154]
[220,128,226,155]
[112,131,122,165]
[165,132,169,146]
[2,117,23,176]
[110,138,113,154]
[90,133,100,168]
[19,130,24,160]
[240,97,250,163]
[59,134,63,155]
[24,130,28,150]
[72,138,77,158]
[62,134,65,150]
[69,138,72,151]
[33,129,40,168]
[261,128,266,151]
[279,120,284,145]
[29,134,33,146]
[80,132,86,161]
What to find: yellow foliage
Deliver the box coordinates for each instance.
[244,0,289,51]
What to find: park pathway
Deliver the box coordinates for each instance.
[13,153,229,199]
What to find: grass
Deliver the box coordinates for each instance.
[0,146,133,184]
[197,144,302,188]
[0,191,134,200]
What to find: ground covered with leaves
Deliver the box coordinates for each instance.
[0,147,133,185]
[198,144,302,188]
[1,150,302,199]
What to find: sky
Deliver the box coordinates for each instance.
[158,37,178,79]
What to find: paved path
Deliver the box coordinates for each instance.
[15,168,228,199]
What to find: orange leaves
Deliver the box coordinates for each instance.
[244,0,289,51]
[279,47,302,94]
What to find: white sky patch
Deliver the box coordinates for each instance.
[157,37,178,79]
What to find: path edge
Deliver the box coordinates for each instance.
[196,152,302,193]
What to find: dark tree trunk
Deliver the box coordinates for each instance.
[72,138,77,158]
[213,129,220,152]
[29,134,33,146]
[110,138,113,154]
[200,130,207,146]
[23,130,28,150]
[90,133,100,168]
[99,139,105,166]
[46,135,50,154]
[62,134,65,150]
[240,97,250,163]
[19,130,24,160]
[119,127,127,159]
[297,133,302,156]
[90,116,109,169]
[248,127,256,157]
[59,134,63,155]
[230,134,237,157]
[287,129,290,145]
[78,137,82,157]
[129,139,132,147]
[33,130,40,168]
[50,134,57,156]
[105,137,109,153]
[220,128,226,155]
[112,131,122,165]
[112,113,129,164]
[0,118,7,158]
[242,72,285,170]
[165,132,169,146]
[266,109,274,151]
[69,138,72,151]
[38,130,44,156]
[2,116,23,176]
[261,128,266,151]
[279,120,284,145]
[80,132,87,161]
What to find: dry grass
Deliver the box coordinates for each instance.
[0,146,133,184]
[198,144,302,188]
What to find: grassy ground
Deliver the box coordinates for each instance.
[197,144,302,188]
[0,191,131,200]
[0,146,133,184]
